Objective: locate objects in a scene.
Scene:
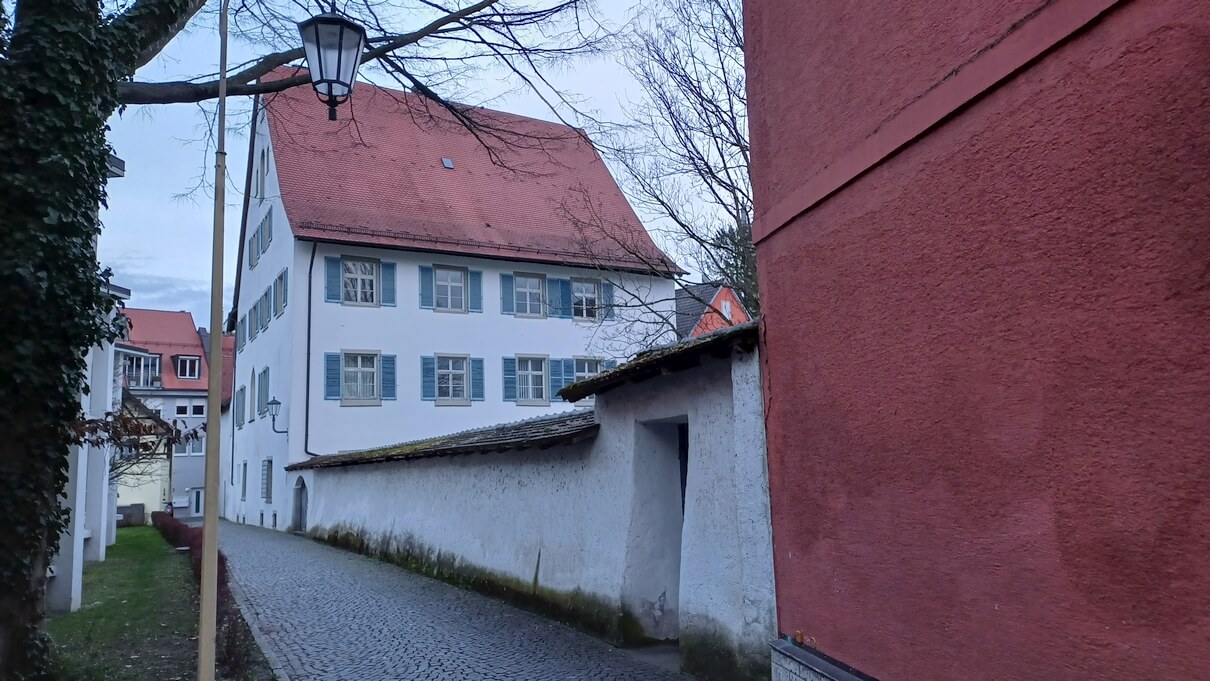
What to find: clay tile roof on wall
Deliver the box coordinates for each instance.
[261,68,680,274]
[559,320,759,403]
[286,410,599,471]
[219,334,235,408]
[121,308,208,391]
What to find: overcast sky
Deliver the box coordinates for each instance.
[100,1,646,329]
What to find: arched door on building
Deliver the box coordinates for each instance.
[292,477,308,532]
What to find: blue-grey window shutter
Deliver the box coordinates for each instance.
[502,357,517,401]
[324,353,341,399]
[282,268,289,308]
[421,356,436,400]
[560,279,574,319]
[563,358,575,383]
[603,282,615,319]
[500,274,515,315]
[471,358,485,401]
[324,257,341,303]
[545,279,561,317]
[381,354,397,400]
[468,270,483,312]
[604,359,618,370]
[549,359,565,401]
[381,262,396,306]
[419,266,435,309]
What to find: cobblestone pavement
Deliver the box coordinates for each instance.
[220,522,695,681]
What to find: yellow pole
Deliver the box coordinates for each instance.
[198,0,229,676]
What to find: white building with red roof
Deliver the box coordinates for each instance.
[114,308,213,519]
[223,74,679,530]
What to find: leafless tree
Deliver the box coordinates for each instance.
[606,0,758,314]
[72,390,202,485]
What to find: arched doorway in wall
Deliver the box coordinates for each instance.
[292,477,308,533]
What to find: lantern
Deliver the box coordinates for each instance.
[297,13,367,120]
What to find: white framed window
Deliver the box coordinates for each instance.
[572,279,600,320]
[574,358,603,382]
[516,356,548,405]
[192,403,205,417]
[176,356,200,380]
[722,300,733,321]
[513,274,545,317]
[175,404,188,416]
[174,436,204,456]
[123,353,161,388]
[435,266,466,311]
[342,352,379,404]
[436,355,469,405]
[342,258,379,305]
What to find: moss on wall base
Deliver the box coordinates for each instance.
[312,523,630,643]
[681,616,771,681]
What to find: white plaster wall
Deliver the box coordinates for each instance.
[306,436,635,604]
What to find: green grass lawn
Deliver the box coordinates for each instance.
[48,526,199,681]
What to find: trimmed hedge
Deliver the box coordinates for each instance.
[150,512,250,677]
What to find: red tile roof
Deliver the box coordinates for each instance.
[262,70,679,273]
[121,308,207,391]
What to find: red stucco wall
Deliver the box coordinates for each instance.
[692,287,751,337]
[746,0,1210,679]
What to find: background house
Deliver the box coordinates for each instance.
[288,323,774,680]
[222,74,679,531]
[114,308,211,519]
[744,1,1210,679]
[675,283,750,339]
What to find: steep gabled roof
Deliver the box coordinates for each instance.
[121,308,208,391]
[261,69,679,274]
[287,410,599,471]
[675,283,724,338]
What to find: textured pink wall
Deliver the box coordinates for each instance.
[747,0,1210,678]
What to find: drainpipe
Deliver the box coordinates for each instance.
[304,241,319,457]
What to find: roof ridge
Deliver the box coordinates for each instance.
[348,409,595,456]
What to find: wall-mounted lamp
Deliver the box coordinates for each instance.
[267,397,288,434]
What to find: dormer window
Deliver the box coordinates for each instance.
[176,356,201,380]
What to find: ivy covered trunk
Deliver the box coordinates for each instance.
[0,0,123,677]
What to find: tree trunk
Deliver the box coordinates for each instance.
[0,0,122,676]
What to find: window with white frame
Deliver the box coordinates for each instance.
[434,266,466,311]
[722,300,733,321]
[176,356,200,380]
[342,258,378,305]
[574,358,603,382]
[175,404,188,416]
[516,357,547,404]
[572,279,600,320]
[342,353,378,402]
[436,355,468,404]
[513,274,545,317]
[123,353,161,388]
[174,435,204,456]
[192,403,204,416]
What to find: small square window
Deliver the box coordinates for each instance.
[192,404,205,417]
[176,356,200,380]
[176,405,188,416]
[514,274,545,317]
[342,258,379,306]
[572,280,600,320]
[516,356,548,405]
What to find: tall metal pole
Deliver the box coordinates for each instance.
[198,0,229,675]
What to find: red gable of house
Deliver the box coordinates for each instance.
[121,308,207,391]
[261,70,678,273]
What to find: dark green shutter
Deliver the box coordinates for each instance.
[500,274,515,315]
[471,358,485,401]
[324,257,341,303]
[381,355,396,400]
[421,356,436,400]
[468,270,483,312]
[324,353,341,399]
[502,357,517,401]
[381,262,396,306]
[419,266,434,309]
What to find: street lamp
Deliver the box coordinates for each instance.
[267,397,287,434]
[297,11,367,120]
